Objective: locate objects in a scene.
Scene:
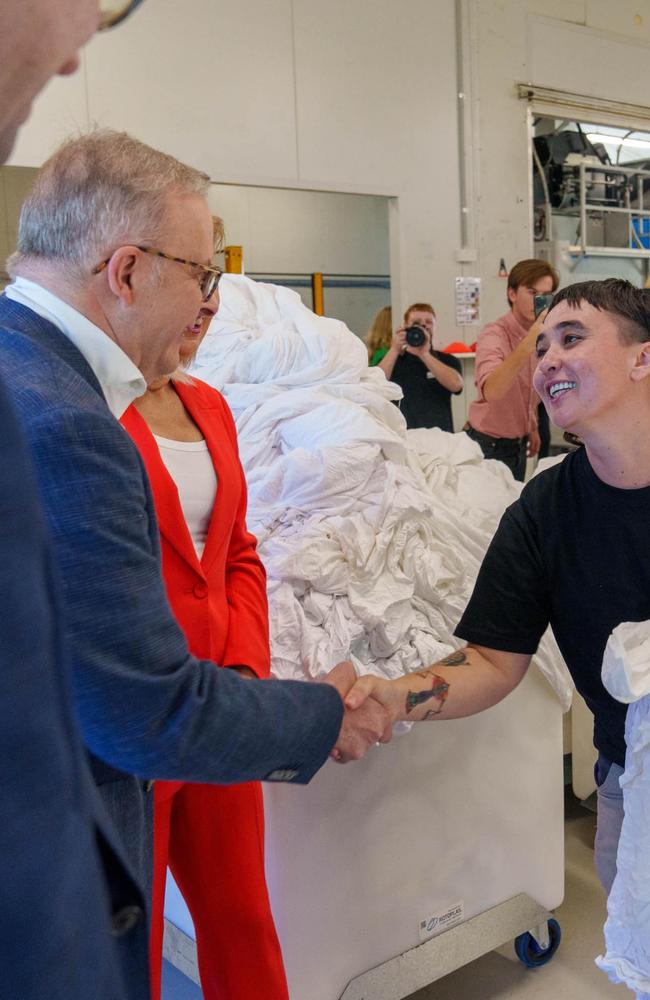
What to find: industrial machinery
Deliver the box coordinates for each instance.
[532,124,650,257]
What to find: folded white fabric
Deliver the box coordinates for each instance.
[192,274,573,709]
[597,620,650,998]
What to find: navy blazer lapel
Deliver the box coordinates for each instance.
[0,295,106,403]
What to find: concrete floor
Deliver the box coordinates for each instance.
[163,790,631,1000]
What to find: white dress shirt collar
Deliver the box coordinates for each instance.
[6,276,146,418]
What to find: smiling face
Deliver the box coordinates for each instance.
[533,300,650,438]
[134,192,219,379]
[178,309,216,367]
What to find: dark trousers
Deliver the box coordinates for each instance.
[465,425,528,481]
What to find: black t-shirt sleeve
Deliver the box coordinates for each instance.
[434,351,464,394]
[455,501,551,655]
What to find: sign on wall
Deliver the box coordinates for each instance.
[455,276,481,325]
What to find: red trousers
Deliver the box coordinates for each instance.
[149,780,289,1000]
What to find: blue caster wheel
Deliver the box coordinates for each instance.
[515,918,561,968]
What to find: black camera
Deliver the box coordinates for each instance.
[405,324,426,347]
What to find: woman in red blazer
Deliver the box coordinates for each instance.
[120,323,288,1000]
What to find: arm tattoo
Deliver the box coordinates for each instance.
[413,651,467,682]
[405,673,450,717]
[439,650,468,667]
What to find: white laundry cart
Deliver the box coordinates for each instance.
[163,665,564,998]
[570,691,598,802]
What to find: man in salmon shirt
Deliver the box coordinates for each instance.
[465,258,558,480]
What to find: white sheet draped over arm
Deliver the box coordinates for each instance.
[596,620,650,1000]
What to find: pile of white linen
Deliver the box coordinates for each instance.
[192,275,572,707]
[597,621,650,999]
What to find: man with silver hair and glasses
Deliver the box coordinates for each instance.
[0,3,387,999]
[0,3,157,1000]
[0,125,390,903]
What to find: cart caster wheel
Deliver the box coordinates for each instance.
[515,918,561,968]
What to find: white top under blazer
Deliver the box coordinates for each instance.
[153,435,218,558]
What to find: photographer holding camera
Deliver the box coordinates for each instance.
[375,302,463,431]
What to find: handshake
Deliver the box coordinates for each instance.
[324,654,458,762]
[324,660,398,763]
[322,645,516,763]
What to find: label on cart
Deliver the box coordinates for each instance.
[418,900,464,942]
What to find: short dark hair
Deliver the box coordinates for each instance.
[507,258,559,304]
[548,279,650,345]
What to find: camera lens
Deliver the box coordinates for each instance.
[405,325,425,347]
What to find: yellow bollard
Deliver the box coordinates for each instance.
[312,272,324,315]
[224,245,243,274]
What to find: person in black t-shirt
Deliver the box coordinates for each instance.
[375,302,463,431]
[344,278,650,894]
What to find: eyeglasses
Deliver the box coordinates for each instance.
[98,0,146,31]
[92,245,223,301]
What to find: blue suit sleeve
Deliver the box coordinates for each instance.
[30,405,342,784]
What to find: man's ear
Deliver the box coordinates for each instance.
[630,341,650,382]
[507,285,516,306]
[105,246,139,305]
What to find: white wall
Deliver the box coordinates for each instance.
[208,184,389,274]
[208,182,390,338]
[471,0,650,323]
[9,0,650,344]
[7,0,460,336]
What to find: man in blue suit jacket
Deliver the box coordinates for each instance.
[0,375,150,998]
[0,2,157,998]
[0,130,389,904]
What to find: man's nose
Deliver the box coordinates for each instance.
[201,288,220,329]
[537,345,561,374]
[204,289,220,317]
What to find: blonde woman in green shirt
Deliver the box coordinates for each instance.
[366,305,393,364]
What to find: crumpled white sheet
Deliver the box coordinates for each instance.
[192,274,572,709]
[596,620,650,999]
[601,622,650,705]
